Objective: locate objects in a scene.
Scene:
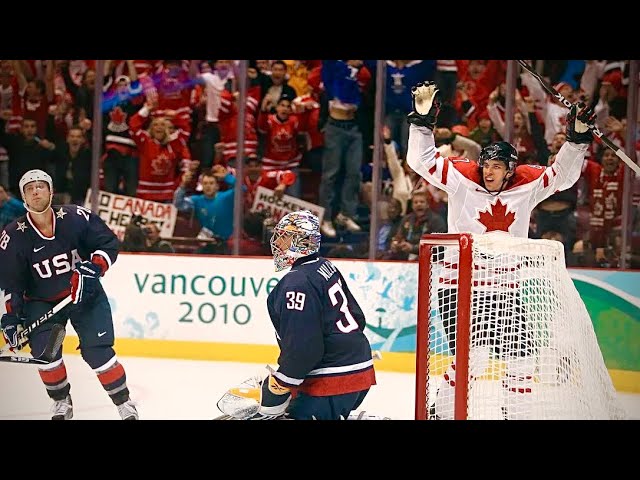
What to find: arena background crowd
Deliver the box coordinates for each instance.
[0,59,638,269]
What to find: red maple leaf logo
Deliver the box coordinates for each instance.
[151,153,171,176]
[109,106,127,124]
[477,198,516,233]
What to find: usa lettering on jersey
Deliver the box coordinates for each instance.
[0,205,119,304]
[33,249,82,279]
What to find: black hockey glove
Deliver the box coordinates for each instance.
[407,81,441,130]
[70,260,102,305]
[565,102,596,144]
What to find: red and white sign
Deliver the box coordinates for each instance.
[84,189,177,241]
[250,186,324,223]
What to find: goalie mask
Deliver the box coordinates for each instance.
[19,169,54,214]
[270,210,321,272]
[478,141,518,174]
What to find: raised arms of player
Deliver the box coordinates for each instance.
[529,141,588,205]
[406,124,468,196]
[530,103,594,205]
[406,82,471,195]
[267,277,325,389]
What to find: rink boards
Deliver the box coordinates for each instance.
[2,252,639,392]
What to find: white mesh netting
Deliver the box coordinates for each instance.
[421,232,626,420]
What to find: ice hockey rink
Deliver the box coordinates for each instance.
[0,354,638,420]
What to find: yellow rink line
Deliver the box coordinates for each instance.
[57,336,640,394]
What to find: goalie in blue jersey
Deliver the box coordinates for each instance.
[217,210,377,420]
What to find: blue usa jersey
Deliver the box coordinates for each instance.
[0,205,118,313]
[267,253,376,396]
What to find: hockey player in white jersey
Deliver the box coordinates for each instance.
[406,81,596,419]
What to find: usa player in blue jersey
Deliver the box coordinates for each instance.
[0,169,138,420]
[218,210,376,420]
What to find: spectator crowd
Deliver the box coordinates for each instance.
[0,59,638,268]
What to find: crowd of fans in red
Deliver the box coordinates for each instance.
[0,59,638,268]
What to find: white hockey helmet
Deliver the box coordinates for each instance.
[270,210,321,272]
[19,169,53,196]
[19,169,54,213]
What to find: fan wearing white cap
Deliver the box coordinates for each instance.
[0,169,139,420]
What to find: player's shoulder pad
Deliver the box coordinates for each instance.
[280,266,316,289]
[54,204,76,214]
[311,257,342,283]
[0,215,29,253]
[512,164,546,185]
[450,157,481,183]
[57,204,94,223]
[1,214,28,235]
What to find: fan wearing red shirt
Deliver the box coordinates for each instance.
[217,88,260,167]
[586,148,625,251]
[129,101,190,202]
[153,60,194,134]
[257,94,307,198]
[243,155,296,210]
[9,60,53,137]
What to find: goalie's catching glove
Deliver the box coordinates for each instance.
[407,81,441,130]
[565,102,596,144]
[216,367,291,420]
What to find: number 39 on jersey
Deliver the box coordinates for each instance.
[286,291,306,311]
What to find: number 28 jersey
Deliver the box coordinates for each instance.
[0,204,119,311]
[266,253,376,397]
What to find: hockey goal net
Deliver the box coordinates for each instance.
[415,232,626,420]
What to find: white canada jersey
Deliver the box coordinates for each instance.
[406,125,588,237]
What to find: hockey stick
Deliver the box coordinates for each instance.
[0,323,65,365]
[517,60,640,176]
[0,295,72,364]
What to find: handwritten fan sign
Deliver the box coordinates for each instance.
[250,186,324,224]
[84,189,177,241]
